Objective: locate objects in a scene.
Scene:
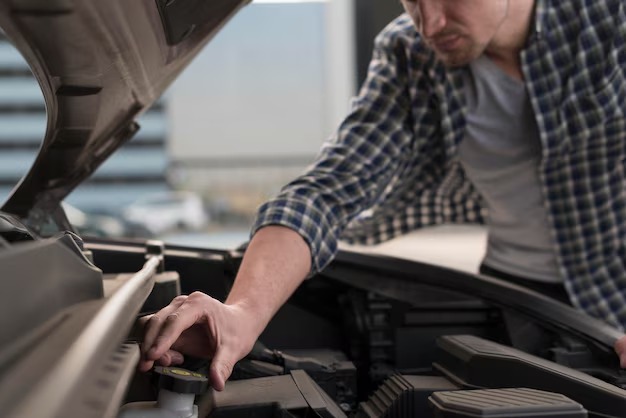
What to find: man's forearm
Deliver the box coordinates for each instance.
[224,225,312,337]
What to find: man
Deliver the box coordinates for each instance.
[140,0,626,390]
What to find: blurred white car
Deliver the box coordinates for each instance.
[62,202,152,238]
[122,191,209,235]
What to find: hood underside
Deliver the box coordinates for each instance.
[0,0,249,230]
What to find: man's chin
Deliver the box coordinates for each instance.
[435,50,478,68]
[432,42,483,68]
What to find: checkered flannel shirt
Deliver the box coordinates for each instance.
[252,0,626,329]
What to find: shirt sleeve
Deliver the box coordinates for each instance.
[251,20,420,275]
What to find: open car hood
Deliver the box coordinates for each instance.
[0,0,249,231]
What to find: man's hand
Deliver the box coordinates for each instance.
[139,292,258,391]
[139,225,311,391]
[615,335,626,368]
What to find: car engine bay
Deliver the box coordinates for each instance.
[1,219,624,418]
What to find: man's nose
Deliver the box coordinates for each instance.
[419,1,446,38]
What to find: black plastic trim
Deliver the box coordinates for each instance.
[322,251,622,354]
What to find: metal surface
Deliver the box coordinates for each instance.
[5,256,160,418]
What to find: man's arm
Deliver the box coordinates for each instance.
[139,17,421,387]
[139,225,310,390]
[225,224,311,335]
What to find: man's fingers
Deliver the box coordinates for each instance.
[168,349,185,365]
[146,294,206,361]
[141,315,162,355]
[138,349,185,372]
[155,349,185,367]
[141,296,187,355]
[137,358,155,373]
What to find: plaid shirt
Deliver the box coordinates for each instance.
[252,0,626,329]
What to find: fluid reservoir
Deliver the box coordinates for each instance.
[119,366,208,418]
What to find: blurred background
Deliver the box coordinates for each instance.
[0,0,485,270]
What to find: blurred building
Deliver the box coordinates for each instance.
[354,0,404,85]
[167,0,356,224]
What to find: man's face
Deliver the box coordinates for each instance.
[400,0,510,67]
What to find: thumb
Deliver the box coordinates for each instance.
[209,349,236,391]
